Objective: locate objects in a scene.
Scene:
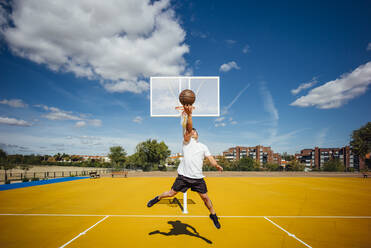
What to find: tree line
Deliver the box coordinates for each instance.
[1,122,370,172]
[0,139,171,172]
[108,139,170,171]
[204,156,305,172]
[0,151,112,169]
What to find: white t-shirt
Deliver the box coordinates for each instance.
[177,138,211,179]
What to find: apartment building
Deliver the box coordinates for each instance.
[295,146,359,170]
[223,145,281,165]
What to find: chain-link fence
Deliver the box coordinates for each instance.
[0,169,112,184]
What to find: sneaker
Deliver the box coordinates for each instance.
[209,214,221,229]
[147,196,160,207]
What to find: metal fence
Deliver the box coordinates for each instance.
[1,169,112,183]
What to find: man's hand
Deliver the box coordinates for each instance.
[215,164,223,172]
[207,156,223,172]
[183,104,193,116]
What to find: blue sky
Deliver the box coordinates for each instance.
[0,0,370,156]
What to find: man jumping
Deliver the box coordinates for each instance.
[147,105,223,229]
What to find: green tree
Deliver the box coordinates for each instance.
[0,149,6,161]
[264,163,280,171]
[174,158,181,168]
[323,158,345,172]
[61,153,71,162]
[203,157,216,171]
[108,146,127,168]
[54,153,63,162]
[71,155,83,162]
[281,152,295,161]
[217,157,233,171]
[236,157,256,171]
[8,154,23,164]
[23,154,41,165]
[0,149,16,183]
[125,153,140,170]
[136,139,170,171]
[350,122,371,170]
[287,160,305,171]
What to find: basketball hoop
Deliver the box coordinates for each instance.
[174,106,195,111]
[150,76,219,117]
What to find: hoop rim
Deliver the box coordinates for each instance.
[175,106,196,111]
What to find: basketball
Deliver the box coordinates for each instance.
[179,89,196,105]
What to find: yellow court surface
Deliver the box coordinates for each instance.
[0,177,370,248]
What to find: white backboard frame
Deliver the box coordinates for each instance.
[150,76,220,117]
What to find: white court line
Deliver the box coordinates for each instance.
[0,213,371,218]
[264,217,312,248]
[222,215,371,219]
[59,215,109,248]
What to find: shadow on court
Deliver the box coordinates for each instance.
[149,220,212,244]
[158,197,196,212]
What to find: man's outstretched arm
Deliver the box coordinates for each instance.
[206,156,223,172]
[183,105,193,143]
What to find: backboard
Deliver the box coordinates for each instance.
[150,76,220,117]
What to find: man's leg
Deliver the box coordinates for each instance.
[198,192,216,214]
[147,189,178,207]
[198,192,220,229]
[158,189,178,200]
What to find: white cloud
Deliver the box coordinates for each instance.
[0,143,30,153]
[133,116,143,124]
[0,131,143,155]
[214,122,226,127]
[222,84,250,115]
[214,114,238,127]
[367,43,371,51]
[265,129,307,150]
[88,119,102,127]
[226,117,237,125]
[225,39,236,45]
[104,80,149,94]
[291,61,371,109]
[259,82,279,146]
[211,84,249,128]
[260,83,279,122]
[219,61,240,72]
[78,136,102,145]
[1,0,189,94]
[0,2,9,27]
[242,44,249,54]
[35,104,102,126]
[214,117,225,122]
[291,77,318,95]
[0,99,27,108]
[75,121,86,128]
[41,106,82,121]
[191,31,207,39]
[315,128,328,147]
[194,59,201,70]
[0,117,31,126]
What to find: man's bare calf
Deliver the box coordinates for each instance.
[147,189,178,207]
[158,189,178,200]
[198,192,216,215]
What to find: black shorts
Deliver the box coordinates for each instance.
[171,174,208,194]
